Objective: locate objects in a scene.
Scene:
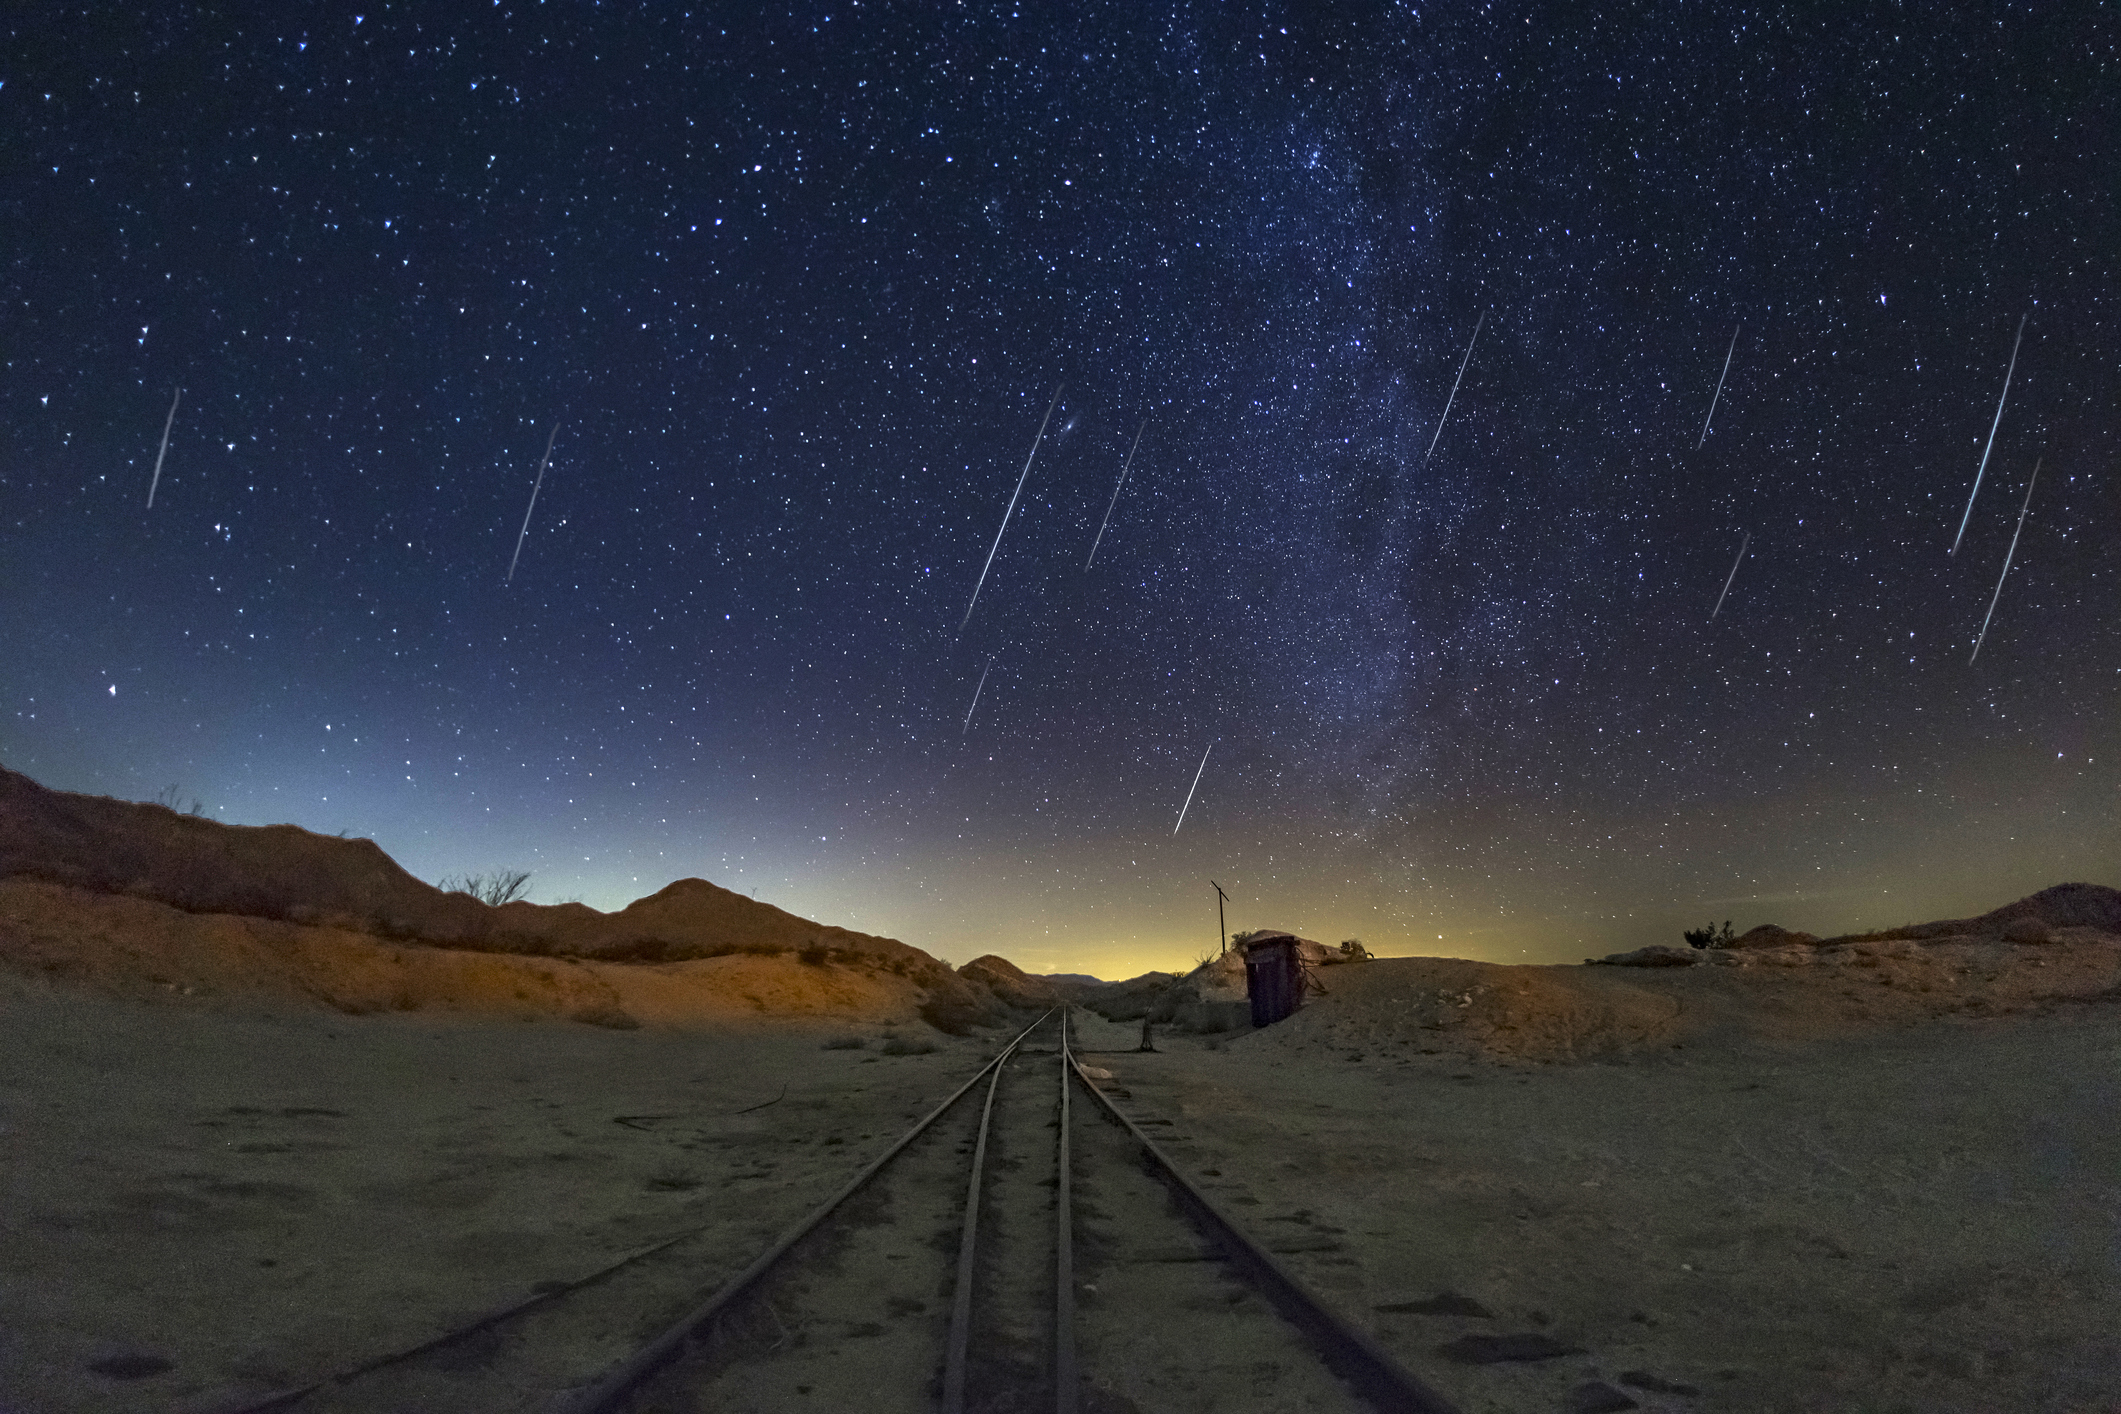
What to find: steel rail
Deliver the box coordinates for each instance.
[941,1012,1049,1412]
[1065,1043,1465,1414]
[219,1230,702,1413]
[556,1010,1056,1414]
[1054,1011,1078,1414]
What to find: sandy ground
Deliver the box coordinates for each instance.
[6,952,2119,1413]
[1096,991,2121,1413]
[0,975,993,1414]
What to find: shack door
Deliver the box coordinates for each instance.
[1243,937,1301,1027]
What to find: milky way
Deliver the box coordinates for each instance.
[4,9,2114,975]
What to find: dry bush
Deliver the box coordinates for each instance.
[820,1035,866,1050]
[919,991,1001,1036]
[438,870,532,907]
[880,1035,935,1056]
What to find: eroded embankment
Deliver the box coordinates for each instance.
[0,877,934,1030]
[1233,936,2121,1063]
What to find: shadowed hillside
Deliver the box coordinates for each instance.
[0,766,1008,1032]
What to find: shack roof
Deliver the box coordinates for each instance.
[1241,930,1301,953]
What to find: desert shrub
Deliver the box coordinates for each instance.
[1683,920,1735,950]
[150,783,208,816]
[597,935,678,963]
[880,1035,936,1056]
[798,941,830,967]
[1339,939,1373,960]
[820,1035,866,1050]
[438,870,532,907]
[919,991,1002,1036]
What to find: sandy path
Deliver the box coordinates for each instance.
[0,978,994,1413]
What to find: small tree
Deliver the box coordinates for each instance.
[1683,920,1736,950]
[440,870,533,907]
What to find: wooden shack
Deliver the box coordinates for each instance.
[1242,932,1304,1028]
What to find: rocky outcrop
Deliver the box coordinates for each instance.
[1904,883,2121,940]
[1591,945,1700,967]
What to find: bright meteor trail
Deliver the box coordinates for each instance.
[962,662,990,735]
[1951,313,2027,557]
[1710,530,1751,621]
[1172,741,1213,835]
[1085,415,1147,570]
[1970,458,2038,664]
[145,386,181,508]
[507,420,560,584]
[1698,323,1739,448]
[1423,312,1484,464]
[962,384,1062,631]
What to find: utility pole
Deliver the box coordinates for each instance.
[1211,880,1231,956]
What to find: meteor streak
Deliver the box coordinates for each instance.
[1085,416,1147,570]
[1697,323,1740,448]
[962,662,990,735]
[961,384,1062,631]
[1970,459,2038,664]
[1951,313,2027,557]
[507,420,560,584]
[1710,531,1750,621]
[145,387,182,508]
[1172,741,1213,835]
[1423,312,1484,464]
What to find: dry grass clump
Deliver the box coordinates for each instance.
[879,1034,936,1056]
[820,1035,866,1050]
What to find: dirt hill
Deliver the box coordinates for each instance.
[1050,968,1181,1020]
[957,954,1064,1009]
[1238,888,2121,1065]
[0,766,1010,1032]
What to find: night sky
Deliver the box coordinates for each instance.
[5,6,2116,978]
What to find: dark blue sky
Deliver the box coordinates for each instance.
[4,5,2115,975]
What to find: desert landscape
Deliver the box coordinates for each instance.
[3,767,2119,1413]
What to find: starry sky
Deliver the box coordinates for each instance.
[4,6,2116,978]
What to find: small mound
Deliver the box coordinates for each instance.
[958,954,1061,1009]
[1240,957,1686,1063]
[1233,931,2121,1064]
[1971,882,2121,935]
[1724,923,1819,949]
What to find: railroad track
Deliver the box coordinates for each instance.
[244,1009,1463,1413]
